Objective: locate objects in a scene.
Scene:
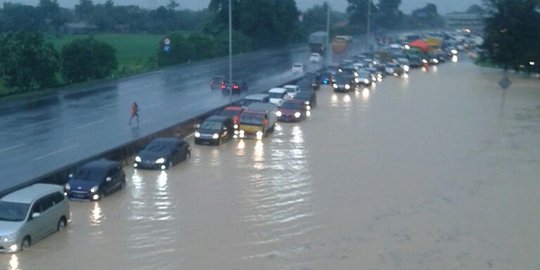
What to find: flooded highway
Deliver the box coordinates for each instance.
[1,57,540,269]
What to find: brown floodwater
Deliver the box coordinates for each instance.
[1,57,539,270]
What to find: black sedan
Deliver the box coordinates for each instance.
[134,137,191,170]
[194,115,234,145]
[332,73,356,92]
[276,100,309,122]
[293,90,317,110]
[221,80,248,95]
[65,159,126,201]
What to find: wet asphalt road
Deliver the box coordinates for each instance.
[1,56,539,269]
[0,44,311,192]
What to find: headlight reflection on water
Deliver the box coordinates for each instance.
[8,254,19,270]
[90,202,103,226]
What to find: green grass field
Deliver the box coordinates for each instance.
[47,33,164,74]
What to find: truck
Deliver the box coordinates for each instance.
[308,31,328,55]
[238,103,278,140]
[332,35,353,54]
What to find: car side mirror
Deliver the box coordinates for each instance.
[32,212,41,219]
[106,177,112,182]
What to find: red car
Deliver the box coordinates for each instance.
[220,106,245,129]
[276,100,308,122]
[221,80,248,95]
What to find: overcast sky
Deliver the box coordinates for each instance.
[5,0,482,14]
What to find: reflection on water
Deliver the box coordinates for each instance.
[8,254,19,270]
[89,202,103,226]
[361,88,370,100]
[253,140,265,170]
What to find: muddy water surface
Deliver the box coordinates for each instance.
[2,58,540,270]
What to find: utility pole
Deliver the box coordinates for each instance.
[325,1,330,66]
[366,0,371,51]
[228,0,233,98]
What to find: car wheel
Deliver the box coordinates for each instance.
[20,237,31,251]
[57,217,67,231]
[185,151,191,160]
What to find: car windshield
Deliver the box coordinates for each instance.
[285,87,297,93]
[281,102,302,110]
[335,74,351,81]
[295,91,311,99]
[200,120,222,130]
[144,141,174,154]
[0,201,30,222]
[269,92,284,99]
[293,64,302,68]
[358,71,370,78]
[240,113,264,125]
[74,166,108,182]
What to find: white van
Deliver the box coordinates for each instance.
[283,84,301,99]
[0,183,70,252]
[241,93,270,107]
[267,87,288,107]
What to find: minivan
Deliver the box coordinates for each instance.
[0,183,70,252]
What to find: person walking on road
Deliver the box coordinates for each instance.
[129,102,139,125]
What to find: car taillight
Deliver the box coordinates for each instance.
[233,116,239,124]
[221,83,225,89]
[233,85,239,89]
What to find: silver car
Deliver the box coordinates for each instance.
[0,183,70,252]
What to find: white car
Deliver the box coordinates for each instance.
[309,53,322,63]
[283,84,301,99]
[267,87,288,107]
[291,63,304,73]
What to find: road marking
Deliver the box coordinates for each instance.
[32,144,79,161]
[77,119,107,129]
[0,143,25,153]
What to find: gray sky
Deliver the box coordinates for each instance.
[5,0,482,14]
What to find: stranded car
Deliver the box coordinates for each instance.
[293,90,317,110]
[309,53,322,63]
[291,63,304,73]
[194,115,234,145]
[276,100,309,122]
[134,137,191,170]
[268,87,288,107]
[65,159,126,201]
[332,73,356,92]
[0,184,70,253]
[283,84,301,99]
[241,93,270,107]
[210,75,225,90]
[219,106,244,128]
[221,80,248,95]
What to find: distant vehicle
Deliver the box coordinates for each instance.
[134,137,190,170]
[268,87,288,107]
[221,80,248,95]
[308,31,328,55]
[291,63,304,73]
[309,52,322,63]
[302,72,321,91]
[283,84,301,99]
[397,58,410,72]
[407,55,423,68]
[238,103,278,140]
[332,35,353,54]
[0,183,70,253]
[276,100,309,122]
[293,90,317,110]
[210,75,225,90]
[65,159,126,201]
[241,93,270,107]
[332,73,356,92]
[219,106,245,128]
[319,71,333,85]
[384,62,404,76]
[195,115,234,145]
[357,70,374,87]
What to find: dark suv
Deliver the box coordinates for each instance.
[65,159,126,201]
[195,115,234,145]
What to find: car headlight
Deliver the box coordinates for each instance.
[194,131,200,138]
[256,131,263,140]
[65,183,71,191]
[135,156,141,162]
[403,65,410,72]
[304,101,309,105]
[332,83,338,88]
[155,157,166,164]
[422,59,428,64]
[2,233,17,242]
[451,49,458,55]
[90,185,99,193]
[212,133,219,139]
[294,112,301,118]
[233,124,238,129]
[276,111,282,117]
[345,84,351,89]
[364,79,369,84]
[354,78,360,83]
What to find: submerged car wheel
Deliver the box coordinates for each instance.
[21,237,31,251]
[185,151,191,160]
[57,217,67,231]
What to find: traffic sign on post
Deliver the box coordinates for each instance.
[498,76,512,90]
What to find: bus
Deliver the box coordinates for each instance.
[332,35,353,54]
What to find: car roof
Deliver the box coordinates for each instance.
[1,183,63,204]
[244,93,269,100]
[268,87,287,93]
[205,115,229,122]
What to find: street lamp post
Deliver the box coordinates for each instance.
[366,0,371,51]
[325,1,330,66]
[228,0,233,97]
